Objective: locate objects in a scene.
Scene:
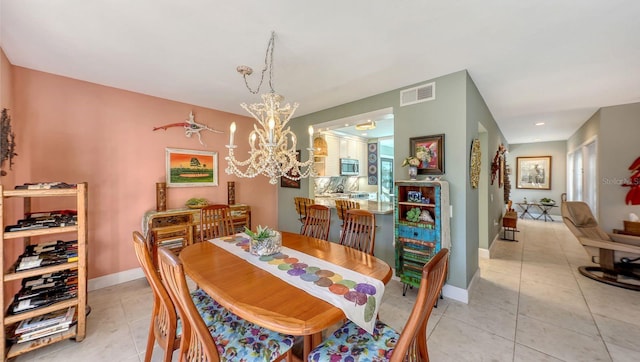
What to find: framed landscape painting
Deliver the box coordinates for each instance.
[516,156,551,189]
[166,148,218,187]
[410,134,445,175]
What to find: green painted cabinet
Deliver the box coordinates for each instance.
[394,180,450,295]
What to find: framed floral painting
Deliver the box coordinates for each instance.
[410,134,445,175]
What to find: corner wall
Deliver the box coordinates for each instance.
[283,70,505,291]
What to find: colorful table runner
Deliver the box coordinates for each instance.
[211,234,385,334]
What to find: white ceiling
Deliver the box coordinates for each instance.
[2,1,639,144]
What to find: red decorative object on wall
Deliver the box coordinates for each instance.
[623,156,640,205]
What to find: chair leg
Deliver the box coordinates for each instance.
[144,318,155,362]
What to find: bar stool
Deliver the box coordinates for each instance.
[339,209,376,256]
[335,199,360,227]
[294,197,315,233]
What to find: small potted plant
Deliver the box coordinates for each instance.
[244,225,282,256]
[540,198,556,206]
[402,156,421,180]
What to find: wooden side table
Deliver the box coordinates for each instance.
[502,211,518,241]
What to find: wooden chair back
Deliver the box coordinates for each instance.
[157,247,221,362]
[335,199,360,223]
[294,197,315,219]
[132,231,179,362]
[339,209,376,255]
[301,204,331,241]
[391,248,449,362]
[200,204,234,242]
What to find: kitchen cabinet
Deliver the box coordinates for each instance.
[324,134,340,176]
[318,133,367,177]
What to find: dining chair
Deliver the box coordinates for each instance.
[157,246,295,362]
[294,197,315,232]
[335,199,360,226]
[132,231,227,362]
[339,209,376,255]
[200,204,234,242]
[307,248,449,362]
[301,204,331,241]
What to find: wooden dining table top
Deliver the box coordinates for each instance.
[179,231,393,336]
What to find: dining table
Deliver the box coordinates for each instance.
[179,231,393,360]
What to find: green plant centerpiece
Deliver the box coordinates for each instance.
[244,225,282,256]
[540,197,555,206]
[185,197,208,208]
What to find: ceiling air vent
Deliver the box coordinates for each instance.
[400,82,435,107]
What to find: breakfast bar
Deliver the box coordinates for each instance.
[313,197,395,267]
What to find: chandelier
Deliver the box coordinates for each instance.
[225,31,315,185]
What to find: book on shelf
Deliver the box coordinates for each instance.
[22,270,78,288]
[14,306,75,335]
[9,288,78,314]
[4,211,78,232]
[15,240,79,271]
[17,323,72,343]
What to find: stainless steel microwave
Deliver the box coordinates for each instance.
[340,158,359,175]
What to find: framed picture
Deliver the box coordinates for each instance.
[516,156,551,189]
[166,148,218,187]
[410,134,445,175]
[280,150,301,188]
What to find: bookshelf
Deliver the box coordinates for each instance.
[0,183,88,360]
[394,180,450,295]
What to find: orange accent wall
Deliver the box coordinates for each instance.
[11,66,278,279]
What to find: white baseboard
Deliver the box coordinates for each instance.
[88,267,144,291]
[442,283,468,304]
[479,232,503,259]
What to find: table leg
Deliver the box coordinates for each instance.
[303,332,322,360]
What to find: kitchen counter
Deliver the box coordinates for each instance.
[313,197,393,215]
[312,197,395,268]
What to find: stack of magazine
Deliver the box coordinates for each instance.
[12,306,76,343]
[15,240,78,271]
[9,270,79,315]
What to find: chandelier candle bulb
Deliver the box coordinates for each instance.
[308,126,314,149]
[229,122,236,146]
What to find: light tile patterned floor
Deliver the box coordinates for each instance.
[14,219,640,361]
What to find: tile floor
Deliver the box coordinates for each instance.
[14,219,640,361]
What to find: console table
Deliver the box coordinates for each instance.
[515,202,557,222]
[141,204,251,267]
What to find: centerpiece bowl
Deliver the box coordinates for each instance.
[245,226,282,256]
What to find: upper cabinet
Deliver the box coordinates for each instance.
[316,133,367,177]
[324,134,341,176]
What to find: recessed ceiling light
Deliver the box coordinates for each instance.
[534,138,541,141]
[362,133,368,136]
[344,123,349,127]
[535,122,545,126]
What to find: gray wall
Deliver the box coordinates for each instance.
[280,70,505,291]
[465,72,508,280]
[507,141,567,216]
[567,102,640,233]
[598,103,640,232]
